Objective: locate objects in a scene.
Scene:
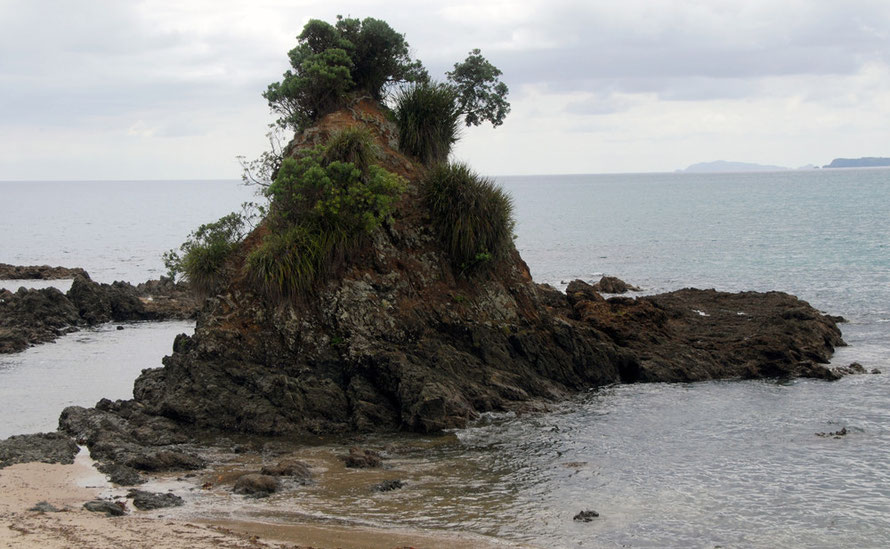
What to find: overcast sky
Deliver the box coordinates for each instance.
[1,0,889,179]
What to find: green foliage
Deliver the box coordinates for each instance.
[246,225,334,299]
[247,136,405,298]
[164,212,248,295]
[423,163,515,273]
[322,126,379,174]
[394,82,461,166]
[264,16,427,131]
[446,49,511,128]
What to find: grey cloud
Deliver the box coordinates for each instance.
[464,1,890,100]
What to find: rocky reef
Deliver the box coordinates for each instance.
[51,102,849,476]
[0,273,197,353]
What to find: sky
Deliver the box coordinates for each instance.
[1,0,889,179]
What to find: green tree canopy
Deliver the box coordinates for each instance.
[446,49,511,128]
[264,16,427,131]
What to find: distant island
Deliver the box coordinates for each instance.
[680,160,789,173]
[823,157,890,168]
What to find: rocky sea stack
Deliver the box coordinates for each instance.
[58,99,847,472]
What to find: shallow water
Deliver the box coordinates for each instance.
[0,320,193,438]
[1,171,889,546]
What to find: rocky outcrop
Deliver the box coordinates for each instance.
[0,263,88,280]
[591,275,641,294]
[52,102,849,474]
[0,287,81,353]
[563,285,845,381]
[0,273,198,353]
[0,432,80,468]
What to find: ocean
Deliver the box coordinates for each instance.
[1,169,888,547]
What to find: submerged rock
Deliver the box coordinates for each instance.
[573,510,599,522]
[372,479,405,492]
[342,448,383,469]
[816,427,848,438]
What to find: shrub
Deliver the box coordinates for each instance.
[163,212,247,295]
[247,136,405,298]
[394,82,460,166]
[423,163,515,273]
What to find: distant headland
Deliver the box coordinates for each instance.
[680,157,890,173]
[679,160,790,173]
[823,157,890,168]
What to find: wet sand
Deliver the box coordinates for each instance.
[0,453,527,549]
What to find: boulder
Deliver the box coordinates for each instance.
[233,473,279,496]
[127,489,184,510]
[591,276,640,294]
[83,500,126,516]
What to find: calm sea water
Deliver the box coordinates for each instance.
[1,170,888,547]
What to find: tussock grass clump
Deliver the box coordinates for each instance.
[246,225,337,299]
[322,126,379,173]
[394,82,460,166]
[423,162,515,273]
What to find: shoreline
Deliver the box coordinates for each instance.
[0,450,524,549]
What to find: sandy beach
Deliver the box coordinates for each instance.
[0,450,524,549]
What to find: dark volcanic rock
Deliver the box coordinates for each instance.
[127,489,184,510]
[591,276,640,294]
[372,479,405,492]
[83,499,126,516]
[233,473,279,496]
[0,271,197,354]
[97,462,146,485]
[568,285,845,382]
[816,427,848,438]
[833,362,867,376]
[573,510,599,522]
[59,403,202,473]
[0,432,79,468]
[0,287,80,353]
[51,102,849,459]
[0,263,89,280]
[67,276,145,325]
